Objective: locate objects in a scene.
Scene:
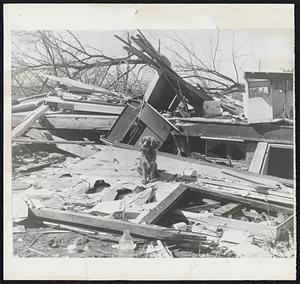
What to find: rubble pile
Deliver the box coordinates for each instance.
[11,31,294,258]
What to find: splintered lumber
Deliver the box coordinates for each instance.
[128,187,156,207]
[198,179,294,206]
[30,207,206,243]
[148,240,174,258]
[211,203,242,217]
[12,98,45,113]
[12,112,118,131]
[174,210,294,240]
[12,138,98,145]
[135,184,188,224]
[198,178,293,199]
[181,203,221,212]
[248,142,269,173]
[186,184,293,214]
[12,104,50,138]
[43,74,127,98]
[13,93,48,105]
[45,96,124,115]
[222,168,294,188]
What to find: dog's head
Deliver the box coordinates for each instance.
[139,136,160,151]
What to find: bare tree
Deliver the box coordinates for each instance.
[164,30,247,95]
[12,30,149,97]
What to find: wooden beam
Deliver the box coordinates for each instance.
[135,184,188,224]
[211,203,242,217]
[30,207,206,243]
[12,104,50,139]
[12,99,45,113]
[222,169,291,188]
[12,138,98,145]
[45,97,124,115]
[12,112,118,131]
[174,210,293,240]
[181,203,221,212]
[14,93,48,104]
[248,142,269,173]
[171,119,293,144]
[197,178,293,199]
[186,184,293,214]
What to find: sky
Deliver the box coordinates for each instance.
[77,29,294,83]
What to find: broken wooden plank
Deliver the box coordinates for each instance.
[43,74,128,98]
[212,203,242,217]
[12,104,50,139]
[128,187,156,207]
[222,168,294,188]
[46,97,124,115]
[198,180,293,206]
[136,184,188,224]
[13,93,48,105]
[12,112,118,131]
[12,99,45,113]
[43,221,147,244]
[174,210,294,240]
[30,207,206,243]
[181,203,221,212]
[186,184,293,214]
[248,142,269,173]
[170,118,293,144]
[153,240,174,258]
[198,178,293,199]
[12,138,98,145]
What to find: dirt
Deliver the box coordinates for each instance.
[13,227,149,258]
[13,226,205,258]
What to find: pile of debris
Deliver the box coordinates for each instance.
[12,144,294,258]
[11,31,294,258]
[12,74,129,144]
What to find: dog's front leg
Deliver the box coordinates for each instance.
[141,162,148,184]
[149,162,156,180]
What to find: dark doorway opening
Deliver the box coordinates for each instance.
[266,147,293,179]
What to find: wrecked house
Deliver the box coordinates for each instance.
[171,72,293,180]
[12,75,125,142]
[11,31,295,259]
[105,33,294,180]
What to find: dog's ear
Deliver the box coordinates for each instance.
[150,137,160,149]
[139,136,147,149]
[143,136,150,144]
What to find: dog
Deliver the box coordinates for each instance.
[137,136,160,184]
